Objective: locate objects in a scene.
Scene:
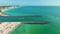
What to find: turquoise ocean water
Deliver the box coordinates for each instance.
[4,6,60,34]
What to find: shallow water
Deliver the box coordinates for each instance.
[4,6,60,34]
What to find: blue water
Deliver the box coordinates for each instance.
[4,6,60,16]
[4,6,60,34]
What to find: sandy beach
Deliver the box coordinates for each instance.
[0,6,18,16]
[0,6,21,34]
[0,22,21,34]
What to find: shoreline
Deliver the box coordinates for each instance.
[0,6,18,16]
[0,6,21,34]
[0,22,21,34]
[1,7,17,12]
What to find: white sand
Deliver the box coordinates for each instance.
[0,6,21,34]
[0,22,21,34]
[0,6,18,16]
